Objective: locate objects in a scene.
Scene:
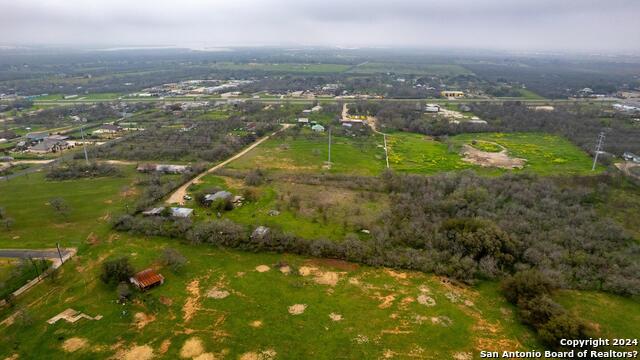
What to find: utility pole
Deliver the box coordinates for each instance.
[80,125,89,165]
[383,134,389,169]
[592,132,605,171]
[56,242,64,265]
[28,257,40,277]
[327,127,332,169]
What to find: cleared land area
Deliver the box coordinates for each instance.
[229,130,602,177]
[449,132,601,175]
[0,156,637,359]
[185,174,386,240]
[227,129,387,176]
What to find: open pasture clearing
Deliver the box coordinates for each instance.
[0,158,638,359]
[1,232,542,359]
[385,132,484,175]
[188,174,386,240]
[449,132,601,175]
[227,130,387,176]
[0,166,139,248]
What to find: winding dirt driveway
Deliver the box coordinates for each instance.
[165,124,292,205]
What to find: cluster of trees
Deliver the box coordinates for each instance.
[466,59,639,98]
[502,271,590,348]
[92,119,266,162]
[379,171,639,295]
[45,161,121,180]
[14,103,120,126]
[133,164,207,212]
[0,207,15,230]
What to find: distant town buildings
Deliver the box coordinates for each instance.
[441,91,465,99]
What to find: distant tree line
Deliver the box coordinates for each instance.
[91,118,276,162]
[373,101,640,156]
[45,161,121,180]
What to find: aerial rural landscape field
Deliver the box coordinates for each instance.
[1,1,640,359]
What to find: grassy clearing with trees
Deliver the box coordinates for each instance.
[0,166,139,248]
[228,129,387,176]
[185,173,386,240]
[449,132,600,175]
[0,161,638,358]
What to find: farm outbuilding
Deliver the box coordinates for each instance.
[311,124,325,132]
[170,207,194,218]
[204,191,232,203]
[130,269,165,290]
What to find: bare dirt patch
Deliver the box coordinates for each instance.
[206,287,230,299]
[158,340,171,354]
[377,294,396,309]
[329,313,343,321]
[183,280,201,322]
[86,232,100,245]
[133,312,156,330]
[62,337,89,353]
[431,316,453,327]
[298,266,343,286]
[453,352,473,360]
[461,145,526,169]
[159,296,173,306]
[115,344,154,360]
[255,265,270,273]
[306,258,358,271]
[288,304,307,315]
[239,349,277,360]
[180,337,204,358]
[249,320,263,328]
[417,294,436,307]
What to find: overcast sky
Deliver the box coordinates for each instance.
[1,0,639,53]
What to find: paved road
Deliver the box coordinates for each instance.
[165,123,292,205]
[32,97,615,106]
[0,248,74,259]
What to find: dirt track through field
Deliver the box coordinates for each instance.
[165,124,291,205]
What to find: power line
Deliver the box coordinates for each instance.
[592,132,605,171]
[80,124,89,165]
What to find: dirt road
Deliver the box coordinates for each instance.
[165,124,291,205]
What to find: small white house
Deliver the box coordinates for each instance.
[311,124,325,132]
[425,104,440,113]
[297,118,309,124]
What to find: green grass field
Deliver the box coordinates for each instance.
[0,258,19,284]
[228,129,387,176]
[0,162,637,359]
[386,132,481,174]
[450,133,602,175]
[0,168,137,248]
[186,175,384,240]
